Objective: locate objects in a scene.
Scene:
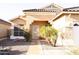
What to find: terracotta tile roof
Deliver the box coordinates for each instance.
[23,9,51,12]
[0,19,11,25]
[63,6,79,12]
[23,3,63,12]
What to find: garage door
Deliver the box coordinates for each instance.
[73,23,79,45]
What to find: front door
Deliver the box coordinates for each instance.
[32,25,39,39]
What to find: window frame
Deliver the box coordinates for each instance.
[14,27,24,36]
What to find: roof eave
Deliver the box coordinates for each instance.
[52,11,79,21]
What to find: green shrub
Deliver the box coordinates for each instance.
[46,26,58,47]
[24,31,31,42]
[39,26,46,38]
[39,25,58,46]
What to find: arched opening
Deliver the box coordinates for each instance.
[74,23,79,26]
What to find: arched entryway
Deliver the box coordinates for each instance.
[30,21,50,40]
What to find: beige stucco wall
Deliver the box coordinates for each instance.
[0,23,11,40]
[31,21,48,30]
[11,19,27,30]
[11,19,26,26]
[10,12,56,35]
[16,12,55,31]
[53,14,79,40]
[65,14,79,25]
[11,16,35,32]
[65,14,79,39]
[53,16,66,31]
[53,15,73,40]
[24,12,56,31]
[24,12,56,16]
[71,14,79,21]
[24,12,55,22]
[53,14,79,29]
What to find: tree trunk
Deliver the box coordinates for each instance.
[53,39,57,47]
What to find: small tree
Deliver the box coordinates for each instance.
[40,25,58,47]
[45,26,58,46]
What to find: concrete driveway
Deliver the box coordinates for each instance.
[0,39,73,55]
[26,39,70,55]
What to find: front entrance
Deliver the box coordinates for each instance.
[32,25,39,39]
[31,21,49,40]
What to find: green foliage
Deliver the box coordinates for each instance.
[39,25,58,40]
[39,26,46,38]
[47,26,58,40]
[24,31,31,42]
[39,24,58,47]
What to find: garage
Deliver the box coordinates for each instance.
[73,22,79,45]
[0,19,11,41]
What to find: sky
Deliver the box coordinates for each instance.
[0,0,79,21]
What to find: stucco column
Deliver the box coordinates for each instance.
[56,32,63,46]
[26,22,30,32]
[10,23,14,36]
[10,23,15,39]
[24,16,34,32]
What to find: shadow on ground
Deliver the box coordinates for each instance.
[0,39,30,55]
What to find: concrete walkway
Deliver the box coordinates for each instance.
[26,39,69,55]
[26,40,43,55]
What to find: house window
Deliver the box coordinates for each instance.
[14,27,24,36]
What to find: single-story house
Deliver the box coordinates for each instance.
[0,19,11,41]
[10,3,63,40]
[50,11,79,45]
[9,3,79,46]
